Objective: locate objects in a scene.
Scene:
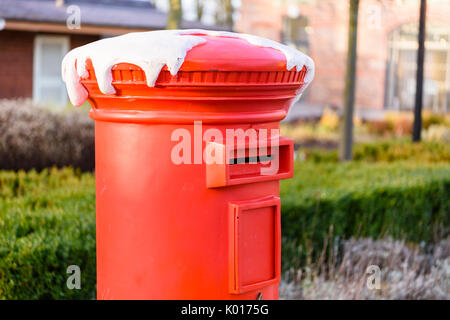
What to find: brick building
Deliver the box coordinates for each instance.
[235,0,450,113]
[0,0,217,106]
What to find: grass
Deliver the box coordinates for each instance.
[280,237,450,299]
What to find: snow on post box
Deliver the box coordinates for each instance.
[62,29,314,300]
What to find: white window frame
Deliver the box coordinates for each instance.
[33,35,70,106]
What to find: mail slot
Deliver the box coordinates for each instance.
[62,29,314,299]
[206,137,294,188]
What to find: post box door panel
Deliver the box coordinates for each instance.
[229,197,281,294]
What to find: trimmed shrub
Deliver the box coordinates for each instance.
[298,140,450,163]
[0,99,94,171]
[1,162,449,298]
[0,140,449,298]
[280,161,450,271]
[0,168,96,299]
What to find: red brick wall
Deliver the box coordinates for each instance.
[0,30,34,99]
[70,34,100,50]
[236,0,450,110]
[0,30,99,99]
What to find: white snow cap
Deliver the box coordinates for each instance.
[62,29,315,106]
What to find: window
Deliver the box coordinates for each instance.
[282,14,311,101]
[385,23,450,112]
[33,35,69,106]
[281,15,310,53]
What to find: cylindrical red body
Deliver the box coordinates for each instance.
[82,35,307,299]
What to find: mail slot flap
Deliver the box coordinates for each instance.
[206,137,293,188]
[229,196,281,294]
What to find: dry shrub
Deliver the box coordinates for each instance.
[391,117,413,136]
[366,120,392,136]
[0,99,94,171]
[422,110,450,129]
[423,124,450,143]
[319,107,339,131]
[280,238,450,300]
[365,112,415,137]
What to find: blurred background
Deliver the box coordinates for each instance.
[0,0,448,300]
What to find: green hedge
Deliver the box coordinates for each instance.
[0,168,95,299]
[0,143,449,298]
[301,139,450,163]
[280,161,450,271]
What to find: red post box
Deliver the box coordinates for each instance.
[63,30,314,299]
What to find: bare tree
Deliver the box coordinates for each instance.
[412,0,427,142]
[167,0,182,29]
[196,0,204,21]
[214,0,234,29]
[339,0,360,161]
[222,0,233,30]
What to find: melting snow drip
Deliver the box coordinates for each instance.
[62,29,315,107]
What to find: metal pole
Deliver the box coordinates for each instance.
[412,0,427,142]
